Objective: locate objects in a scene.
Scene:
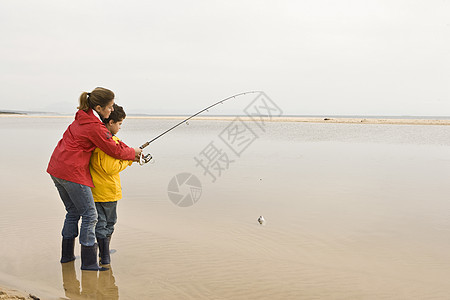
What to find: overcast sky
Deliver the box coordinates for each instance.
[0,0,449,116]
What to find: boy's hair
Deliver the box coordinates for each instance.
[104,104,126,124]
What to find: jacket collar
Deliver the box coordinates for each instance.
[92,109,103,123]
[75,108,104,125]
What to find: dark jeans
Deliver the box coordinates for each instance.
[95,202,117,239]
[51,175,98,246]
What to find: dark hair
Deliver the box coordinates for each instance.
[78,87,115,111]
[104,104,126,124]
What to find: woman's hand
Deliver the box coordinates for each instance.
[134,147,143,162]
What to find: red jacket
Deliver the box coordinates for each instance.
[47,109,135,187]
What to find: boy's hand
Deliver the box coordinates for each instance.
[134,147,143,162]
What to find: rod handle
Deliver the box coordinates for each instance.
[140,142,149,149]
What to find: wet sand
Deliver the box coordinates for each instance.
[137,115,450,126]
[1,115,450,299]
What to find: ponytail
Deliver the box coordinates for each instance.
[77,88,114,112]
[78,92,90,111]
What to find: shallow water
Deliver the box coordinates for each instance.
[1,116,450,299]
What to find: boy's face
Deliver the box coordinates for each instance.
[106,119,123,135]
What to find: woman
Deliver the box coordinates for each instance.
[47,87,142,271]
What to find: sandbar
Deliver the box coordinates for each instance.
[1,114,449,125]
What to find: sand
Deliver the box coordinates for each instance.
[2,115,450,299]
[134,115,450,126]
[0,287,38,300]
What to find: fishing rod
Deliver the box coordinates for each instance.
[138,91,262,165]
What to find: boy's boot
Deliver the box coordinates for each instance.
[97,236,111,265]
[81,243,109,271]
[61,238,76,263]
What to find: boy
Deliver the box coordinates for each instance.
[90,104,133,265]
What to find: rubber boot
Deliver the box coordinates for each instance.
[81,243,109,271]
[61,238,76,263]
[97,237,111,265]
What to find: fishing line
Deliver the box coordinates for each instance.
[138,91,262,165]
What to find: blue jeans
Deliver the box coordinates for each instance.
[51,175,98,246]
[95,202,117,239]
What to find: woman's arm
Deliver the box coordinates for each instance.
[89,123,139,161]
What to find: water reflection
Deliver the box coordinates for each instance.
[61,262,118,299]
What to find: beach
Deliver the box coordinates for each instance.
[0,286,38,300]
[1,115,450,299]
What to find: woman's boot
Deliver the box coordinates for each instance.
[61,238,76,263]
[81,243,108,271]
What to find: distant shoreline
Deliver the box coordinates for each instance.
[0,112,25,115]
[1,114,450,125]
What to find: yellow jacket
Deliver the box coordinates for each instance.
[89,136,133,202]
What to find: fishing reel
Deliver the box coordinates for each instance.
[139,152,153,165]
